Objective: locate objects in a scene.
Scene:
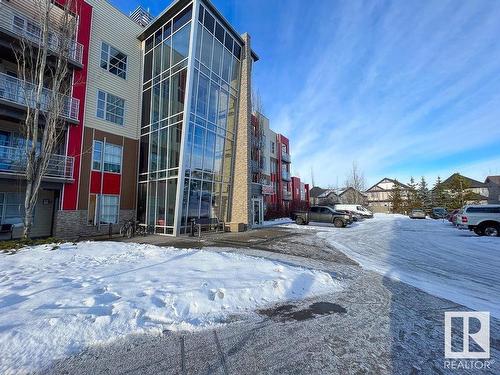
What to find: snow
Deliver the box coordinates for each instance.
[261,217,293,227]
[0,242,340,373]
[283,214,500,318]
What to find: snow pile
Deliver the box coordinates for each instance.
[0,241,340,372]
[261,217,293,227]
[312,214,500,317]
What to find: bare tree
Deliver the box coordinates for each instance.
[13,0,79,238]
[344,161,367,203]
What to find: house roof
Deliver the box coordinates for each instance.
[309,187,327,198]
[365,178,410,192]
[485,176,500,185]
[338,187,368,197]
[442,173,486,188]
[317,189,338,198]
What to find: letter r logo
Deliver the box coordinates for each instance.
[444,311,490,359]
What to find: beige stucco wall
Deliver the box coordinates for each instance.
[84,0,143,140]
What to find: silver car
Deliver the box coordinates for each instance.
[409,209,426,219]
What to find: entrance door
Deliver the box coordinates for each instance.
[252,197,263,227]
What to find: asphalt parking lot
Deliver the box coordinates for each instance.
[44,223,500,375]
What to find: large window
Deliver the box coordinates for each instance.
[100,195,119,224]
[92,141,122,173]
[88,194,119,225]
[97,90,125,125]
[100,42,127,79]
[0,193,26,225]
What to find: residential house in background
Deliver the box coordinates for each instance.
[441,173,489,204]
[485,176,500,204]
[338,187,368,205]
[365,178,409,213]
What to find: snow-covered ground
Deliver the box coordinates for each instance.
[283,214,500,317]
[0,242,340,373]
[261,217,293,227]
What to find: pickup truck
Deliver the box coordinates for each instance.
[292,206,351,228]
[457,204,500,236]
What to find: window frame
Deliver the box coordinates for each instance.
[96,90,125,126]
[100,41,128,79]
[91,141,123,174]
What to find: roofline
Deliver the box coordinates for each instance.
[365,177,410,192]
[137,0,259,61]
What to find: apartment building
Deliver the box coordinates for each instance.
[136,0,258,235]
[56,0,143,238]
[0,0,268,238]
[0,0,92,238]
[291,176,310,209]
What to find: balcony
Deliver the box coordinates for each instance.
[282,189,292,201]
[281,150,291,163]
[0,2,83,65]
[0,72,79,122]
[0,144,74,180]
[281,170,291,181]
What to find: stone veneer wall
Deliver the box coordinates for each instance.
[55,209,135,239]
[230,33,253,228]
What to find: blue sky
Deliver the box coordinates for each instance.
[112,0,500,188]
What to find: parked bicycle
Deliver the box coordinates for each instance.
[119,220,155,238]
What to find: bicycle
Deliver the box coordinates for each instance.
[119,219,137,238]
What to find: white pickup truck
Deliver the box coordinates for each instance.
[457,205,500,236]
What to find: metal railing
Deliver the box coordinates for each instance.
[282,190,292,201]
[0,72,79,121]
[281,150,291,163]
[281,170,291,181]
[0,2,83,64]
[0,144,74,179]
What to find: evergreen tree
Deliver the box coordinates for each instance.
[418,176,430,211]
[447,174,477,209]
[406,177,419,211]
[389,180,404,213]
[432,176,449,208]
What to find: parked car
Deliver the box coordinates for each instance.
[431,207,448,219]
[457,204,500,236]
[409,209,426,219]
[335,210,355,223]
[293,206,351,228]
[334,204,373,219]
[447,209,460,223]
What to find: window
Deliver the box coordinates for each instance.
[100,195,119,224]
[0,193,26,225]
[97,90,125,125]
[104,144,122,173]
[92,140,102,170]
[88,194,119,225]
[271,141,275,154]
[466,206,500,214]
[92,141,122,173]
[100,42,127,79]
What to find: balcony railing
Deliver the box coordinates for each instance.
[281,150,291,163]
[0,144,74,180]
[0,72,79,121]
[281,170,291,181]
[0,2,83,64]
[282,190,292,201]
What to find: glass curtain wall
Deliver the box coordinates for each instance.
[138,4,192,235]
[137,1,242,235]
[180,3,241,233]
